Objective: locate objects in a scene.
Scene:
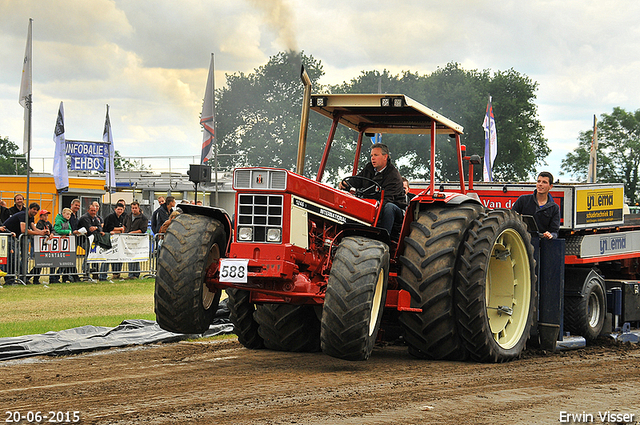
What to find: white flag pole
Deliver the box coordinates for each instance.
[19,18,33,285]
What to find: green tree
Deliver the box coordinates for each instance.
[562,107,640,202]
[215,51,326,178]
[0,136,29,175]
[114,151,148,171]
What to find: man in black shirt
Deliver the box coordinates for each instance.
[126,201,148,279]
[2,203,46,285]
[152,196,175,234]
[78,204,104,237]
[101,203,126,280]
[339,143,406,238]
[0,195,9,223]
[78,204,104,281]
[8,194,25,216]
[512,171,561,239]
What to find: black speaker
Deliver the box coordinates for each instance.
[188,164,211,183]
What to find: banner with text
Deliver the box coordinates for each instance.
[65,140,108,171]
[33,235,76,268]
[0,235,8,265]
[86,234,150,263]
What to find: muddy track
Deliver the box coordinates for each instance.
[1,338,640,424]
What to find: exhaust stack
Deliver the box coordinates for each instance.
[296,65,312,175]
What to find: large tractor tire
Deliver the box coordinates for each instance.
[398,204,482,360]
[564,271,606,342]
[155,214,225,334]
[456,209,537,362]
[227,288,264,349]
[254,304,321,352]
[321,236,389,361]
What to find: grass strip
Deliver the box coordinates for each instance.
[0,279,156,338]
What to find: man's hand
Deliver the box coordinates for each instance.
[541,231,553,239]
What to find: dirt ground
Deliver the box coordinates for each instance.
[1,338,640,425]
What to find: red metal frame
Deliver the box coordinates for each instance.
[316,114,341,182]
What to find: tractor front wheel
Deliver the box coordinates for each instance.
[321,236,389,361]
[154,214,225,334]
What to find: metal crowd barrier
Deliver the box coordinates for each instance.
[0,232,161,286]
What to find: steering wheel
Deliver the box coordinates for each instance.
[340,176,382,199]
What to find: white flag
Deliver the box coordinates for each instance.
[103,105,116,192]
[53,102,69,191]
[19,18,33,153]
[482,97,498,182]
[200,54,215,164]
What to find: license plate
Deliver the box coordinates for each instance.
[219,259,249,283]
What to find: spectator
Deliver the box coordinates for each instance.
[101,203,126,280]
[61,199,83,282]
[126,201,148,279]
[30,210,54,284]
[51,208,74,283]
[0,195,9,223]
[158,209,181,237]
[91,201,104,226]
[402,177,416,205]
[196,200,203,206]
[152,196,175,234]
[78,204,104,237]
[3,203,46,285]
[9,194,25,216]
[158,196,165,205]
[78,204,104,280]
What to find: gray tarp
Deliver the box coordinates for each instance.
[0,299,234,361]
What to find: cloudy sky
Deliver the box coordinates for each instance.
[1,0,639,179]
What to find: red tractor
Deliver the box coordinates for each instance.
[155,68,536,362]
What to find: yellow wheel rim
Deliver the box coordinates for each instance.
[486,228,531,349]
[369,269,385,336]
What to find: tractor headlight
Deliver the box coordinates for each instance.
[237,227,253,241]
[267,228,282,242]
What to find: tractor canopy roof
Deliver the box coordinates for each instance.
[309,94,463,136]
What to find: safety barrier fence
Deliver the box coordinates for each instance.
[0,232,163,285]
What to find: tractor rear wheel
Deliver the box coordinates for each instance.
[455,209,536,362]
[154,214,225,334]
[227,288,264,349]
[398,204,482,360]
[321,236,389,361]
[254,304,321,352]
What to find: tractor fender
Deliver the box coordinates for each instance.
[411,192,482,207]
[178,204,233,252]
[564,267,605,297]
[334,224,391,247]
[443,192,483,206]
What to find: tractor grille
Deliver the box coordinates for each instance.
[236,194,283,243]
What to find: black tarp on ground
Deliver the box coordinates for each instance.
[0,300,234,361]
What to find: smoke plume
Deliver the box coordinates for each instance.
[246,0,298,53]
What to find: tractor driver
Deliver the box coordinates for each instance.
[511,171,560,239]
[339,143,407,238]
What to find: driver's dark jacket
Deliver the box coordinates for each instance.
[355,161,407,210]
